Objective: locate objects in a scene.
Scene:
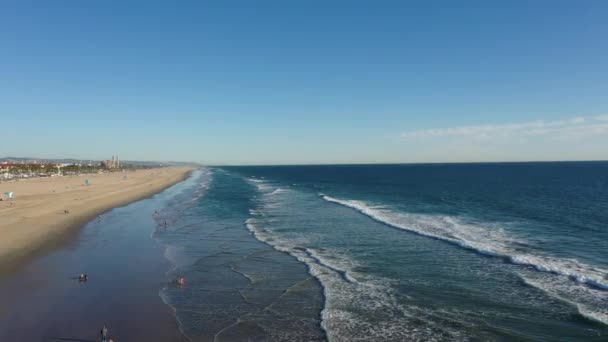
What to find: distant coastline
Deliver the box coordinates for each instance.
[0,167,194,272]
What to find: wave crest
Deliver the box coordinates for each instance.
[321,195,608,291]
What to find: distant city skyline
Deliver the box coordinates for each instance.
[1,1,607,165]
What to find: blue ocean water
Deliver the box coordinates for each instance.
[155,163,608,341]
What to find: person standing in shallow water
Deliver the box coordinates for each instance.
[100,325,108,342]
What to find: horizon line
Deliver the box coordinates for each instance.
[3,156,608,167]
[210,159,608,167]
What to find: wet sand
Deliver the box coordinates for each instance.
[0,175,193,341]
[0,167,193,270]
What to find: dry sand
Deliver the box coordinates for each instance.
[0,167,193,268]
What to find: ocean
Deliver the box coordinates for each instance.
[155,162,608,341]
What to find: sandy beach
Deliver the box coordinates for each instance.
[0,174,196,341]
[0,167,193,269]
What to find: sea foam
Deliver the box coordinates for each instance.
[245,189,467,341]
[321,195,608,291]
[519,271,608,325]
[245,217,456,341]
[321,194,608,326]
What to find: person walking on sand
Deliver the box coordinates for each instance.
[101,325,108,342]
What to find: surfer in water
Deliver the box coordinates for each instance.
[78,273,88,282]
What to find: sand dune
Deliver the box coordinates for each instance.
[0,167,193,268]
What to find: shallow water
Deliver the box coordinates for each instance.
[203,162,607,341]
[154,169,325,342]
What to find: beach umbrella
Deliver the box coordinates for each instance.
[85,179,91,185]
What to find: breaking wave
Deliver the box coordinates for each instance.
[321,194,608,325]
[245,188,472,341]
[321,195,608,290]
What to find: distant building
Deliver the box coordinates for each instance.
[101,155,120,169]
[0,164,10,174]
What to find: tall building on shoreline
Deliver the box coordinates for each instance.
[101,155,120,169]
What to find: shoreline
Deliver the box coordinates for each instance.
[0,172,196,341]
[0,167,194,273]
[152,169,327,341]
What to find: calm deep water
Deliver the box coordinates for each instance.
[156,162,608,341]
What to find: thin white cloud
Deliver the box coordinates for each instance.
[400,116,608,141]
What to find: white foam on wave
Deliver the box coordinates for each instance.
[245,217,454,341]
[305,248,359,283]
[247,177,274,192]
[321,195,608,291]
[519,271,608,325]
[322,194,608,326]
[177,172,214,207]
[511,255,608,290]
[249,209,262,216]
[158,169,214,271]
[258,184,272,191]
[245,188,466,341]
[266,187,289,196]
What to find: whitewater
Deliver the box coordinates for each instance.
[151,163,608,341]
[320,194,608,325]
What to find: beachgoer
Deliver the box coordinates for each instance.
[101,325,108,342]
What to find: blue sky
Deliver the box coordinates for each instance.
[1,1,607,164]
